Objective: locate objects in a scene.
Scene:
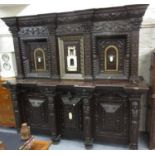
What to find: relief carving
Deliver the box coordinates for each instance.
[19,26,48,37]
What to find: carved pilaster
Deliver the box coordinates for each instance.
[84,33,93,80]
[48,35,60,79]
[10,26,24,79]
[129,95,141,149]
[130,30,139,80]
[83,97,93,149]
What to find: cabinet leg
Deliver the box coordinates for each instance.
[51,134,61,144]
[85,138,93,149]
[129,144,138,150]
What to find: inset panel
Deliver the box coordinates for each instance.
[104,45,119,72]
[21,39,50,78]
[95,35,128,80]
[58,36,84,79]
[34,48,46,71]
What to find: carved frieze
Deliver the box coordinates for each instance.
[57,23,92,35]
[93,20,141,32]
[19,26,49,37]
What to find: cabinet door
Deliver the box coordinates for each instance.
[60,95,83,138]
[63,104,82,130]
[94,97,129,143]
[24,96,49,130]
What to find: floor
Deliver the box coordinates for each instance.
[0,127,149,150]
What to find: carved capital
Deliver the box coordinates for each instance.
[9,26,19,36]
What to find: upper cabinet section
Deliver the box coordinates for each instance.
[2,4,148,81]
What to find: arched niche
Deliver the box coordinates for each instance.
[104,45,119,72]
[34,48,46,71]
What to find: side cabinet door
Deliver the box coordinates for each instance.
[94,97,129,143]
[25,96,49,129]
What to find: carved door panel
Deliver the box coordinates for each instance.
[24,96,49,129]
[61,94,83,138]
[63,104,80,129]
[94,96,129,142]
[96,102,123,133]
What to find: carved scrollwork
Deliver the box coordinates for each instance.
[83,98,89,104]
[61,92,81,106]
[57,23,92,34]
[19,26,48,37]
[93,19,141,32]
[28,98,45,108]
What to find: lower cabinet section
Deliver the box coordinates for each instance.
[8,84,144,149]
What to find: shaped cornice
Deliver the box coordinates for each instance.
[2,4,148,34]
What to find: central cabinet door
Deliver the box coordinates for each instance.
[60,92,83,139]
[94,93,129,143]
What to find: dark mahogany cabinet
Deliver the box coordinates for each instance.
[2,4,149,149]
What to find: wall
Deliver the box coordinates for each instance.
[0,1,155,131]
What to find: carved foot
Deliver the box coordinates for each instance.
[51,135,61,144]
[129,144,138,150]
[85,139,93,150]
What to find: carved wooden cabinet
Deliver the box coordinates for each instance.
[2,4,149,149]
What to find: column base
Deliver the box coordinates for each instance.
[85,138,93,149]
[51,134,61,144]
[129,144,138,150]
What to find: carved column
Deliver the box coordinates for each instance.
[83,97,93,149]
[9,84,21,131]
[129,94,141,149]
[47,95,60,143]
